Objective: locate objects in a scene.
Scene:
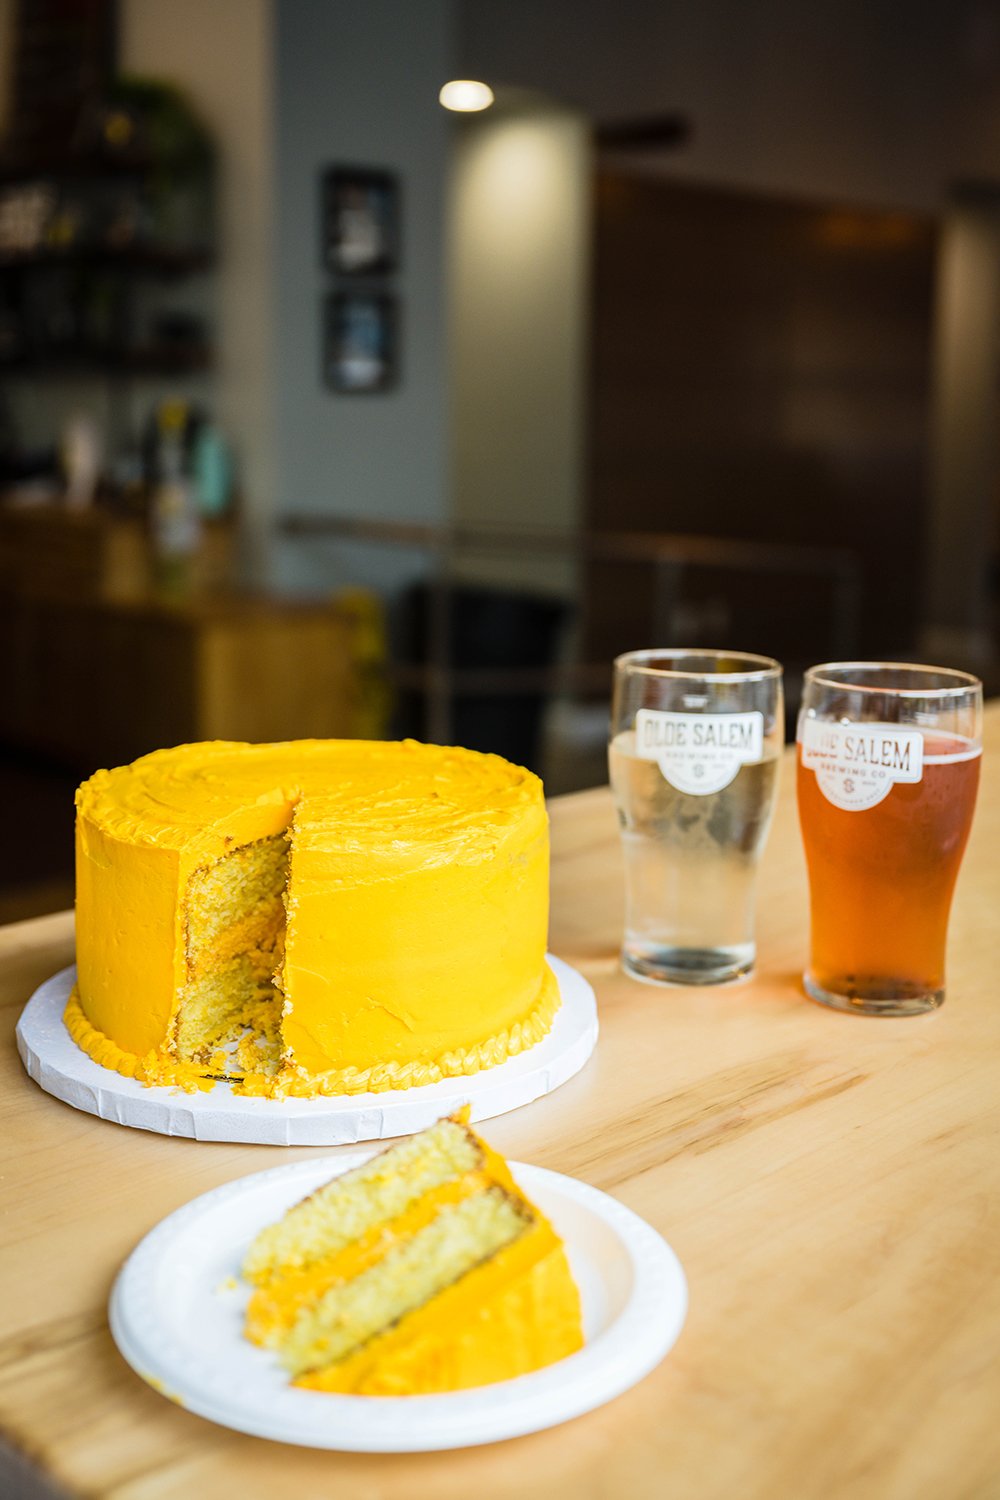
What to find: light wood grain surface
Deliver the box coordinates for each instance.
[2,710,1000,1500]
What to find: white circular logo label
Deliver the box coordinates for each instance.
[799,718,923,811]
[634,709,765,795]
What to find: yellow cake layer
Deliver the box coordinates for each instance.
[175,954,277,1065]
[174,836,289,1066]
[185,834,289,971]
[71,739,559,1096]
[243,1116,482,1286]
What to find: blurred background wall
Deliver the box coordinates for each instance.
[119,0,277,582]
[270,0,453,600]
[460,0,1000,211]
[1,0,999,916]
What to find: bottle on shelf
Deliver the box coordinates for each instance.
[149,398,201,596]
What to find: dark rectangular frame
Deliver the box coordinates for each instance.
[321,166,399,276]
[323,289,398,393]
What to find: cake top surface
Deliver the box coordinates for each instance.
[76,738,544,860]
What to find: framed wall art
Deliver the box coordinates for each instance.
[321,166,399,276]
[323,289,398,393]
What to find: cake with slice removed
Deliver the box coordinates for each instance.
[68,738,560,1098]
[241,1110,584,1395]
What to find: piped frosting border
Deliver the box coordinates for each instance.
[62,966,561,1100]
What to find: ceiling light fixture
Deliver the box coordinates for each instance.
[439,80,495,113]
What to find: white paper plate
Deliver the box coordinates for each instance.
[16,956,597,1145]
[109,1153,687,1450]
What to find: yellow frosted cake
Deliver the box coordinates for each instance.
[66,739,560,1097]
[242,1110,583,1394]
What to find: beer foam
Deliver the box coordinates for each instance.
[920,733,981,765]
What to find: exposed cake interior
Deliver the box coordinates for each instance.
[175,832,291,1071]
[244,1116,481,1287]
[279,1187,530,1377]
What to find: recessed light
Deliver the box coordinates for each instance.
[439,80,495,113]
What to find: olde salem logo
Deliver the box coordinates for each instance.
[800,718,923,812]
[635,709,764,796]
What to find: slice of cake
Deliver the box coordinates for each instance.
[242,1111,584,1395]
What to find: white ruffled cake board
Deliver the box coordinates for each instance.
[16,956,597,1145]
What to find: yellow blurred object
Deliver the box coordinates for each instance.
[332,586,392,739]
[156,399,190,435]
[104,111,134,148]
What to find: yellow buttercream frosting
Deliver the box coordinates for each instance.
[70,739,559,1097]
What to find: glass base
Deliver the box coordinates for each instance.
[803,972,944,1018]
[623,943,753,987]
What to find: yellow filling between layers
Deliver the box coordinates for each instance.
[281,1187,531,1376]
[244,1116,481,1286]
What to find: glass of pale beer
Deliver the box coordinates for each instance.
[797,662,982,1017]
[609,649,784,985]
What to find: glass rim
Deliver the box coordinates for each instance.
[804,660,982,699]
[614,647,782,683]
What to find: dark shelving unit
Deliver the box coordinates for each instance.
[0,344,211,378]
[0,156,214,380]
[0,150,159,185]
[0,244,213,275]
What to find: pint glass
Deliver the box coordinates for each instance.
[797,662,982,1016]
[610,650,784,985]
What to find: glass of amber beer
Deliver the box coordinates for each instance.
[797,662,982,1016]
[610,649,784,985]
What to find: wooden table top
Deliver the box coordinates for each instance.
[3,708,999,1500]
